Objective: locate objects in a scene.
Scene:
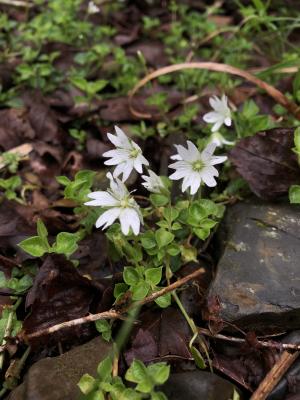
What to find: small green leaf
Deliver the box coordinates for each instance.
[151,392,168,400]
[289,185,300,204]
[37,219,48,239]
[18,236,48,257]
[125,360,152,393]
[163,207,179,224]
[95,320,112,342]
[150,193,169,207]
[190,345,206,369]
[193,227,210,240]
[123,267,140,286]
[113,283,128,299]
[53,232,79,256]
[166,243,180,256]
[56,175,71,186]
[145,267,162,286]
[140,232,156,250]
[77,374,96,395]
[131,281,150,300]
[294,127,300,153]
[147,362,170,385]
[155,229,174,249]
[97,356,113,382]
[154,291,171,308]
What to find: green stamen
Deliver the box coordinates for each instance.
[192,160,205,172]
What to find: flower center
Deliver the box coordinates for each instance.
[120,198,129,208]
[192,160,205,172]
[130,148,140,159]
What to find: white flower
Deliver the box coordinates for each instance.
[142,170,165,193]
[203,94,232,132]
[103,126,149,182]
[84,173,143,235]
[209,132,235,148]
[87,1,100,14]
[168,141,227,195]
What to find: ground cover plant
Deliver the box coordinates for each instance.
[1,0,300,399]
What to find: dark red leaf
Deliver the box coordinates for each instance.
[23,255,100,345]
[229,128,300,199]
[125,308,192,365]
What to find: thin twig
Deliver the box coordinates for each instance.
[250,351,299,400]
[198,328,300,351]
[128,62,300,120]
[0,0,32,7]
[24,268,205,340]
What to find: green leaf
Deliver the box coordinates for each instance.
[95,320,112,342]
[147,362,170,385]
[37,219,48,239]
[123,267,140,286]
[154,292,171,308]
[289,185,300,204]
[155,229,174,249]
[77,373,96,395]
[294,127,300,153]
[190,345,206,369]
[0,308,22,342]
[166,243,180,256]
[97,356,113,382]
[56,175,71,186]
[242,99,259,119]
[193,227,210,240]
[140,232,156,250]
[113,283,128,299]
[131,281,150,301]
[151,392,168,400]
[180,245,197,263]
[144,267,162,286]
[53,232,79,256]
[18,236,48,257]
[188,203,207,225]
[125,360,152,393]
[150,193,169,207]
[163,207,179,224]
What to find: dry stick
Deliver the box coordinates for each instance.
[128,62,300,120]
[25,268,205,340]
[198,328,300,351]
[250,350,299,400]
[0,0,32,6]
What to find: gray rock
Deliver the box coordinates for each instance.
[9,336,111,400]
[161,370,239,400]
[208,202,300,333]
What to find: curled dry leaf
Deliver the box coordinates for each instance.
[229,128,300,200]
[125,308,192,365]
[22,254,100,346]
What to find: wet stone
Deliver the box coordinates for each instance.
[9,336,111,400]
[161,370,239,400]
[207,202,300,333]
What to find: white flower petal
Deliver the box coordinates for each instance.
[187,141,201,162]
[119,208,141,235]
[95,208,121,229]
[121,162,134,182]
[211,120,223,132]
[210,155,228,165]
[114,126,132,149]
[224,117,232,126]
[200,169,217,187]
[174,144,191,160]
[203,111,220,123]
[85,191,118,207]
